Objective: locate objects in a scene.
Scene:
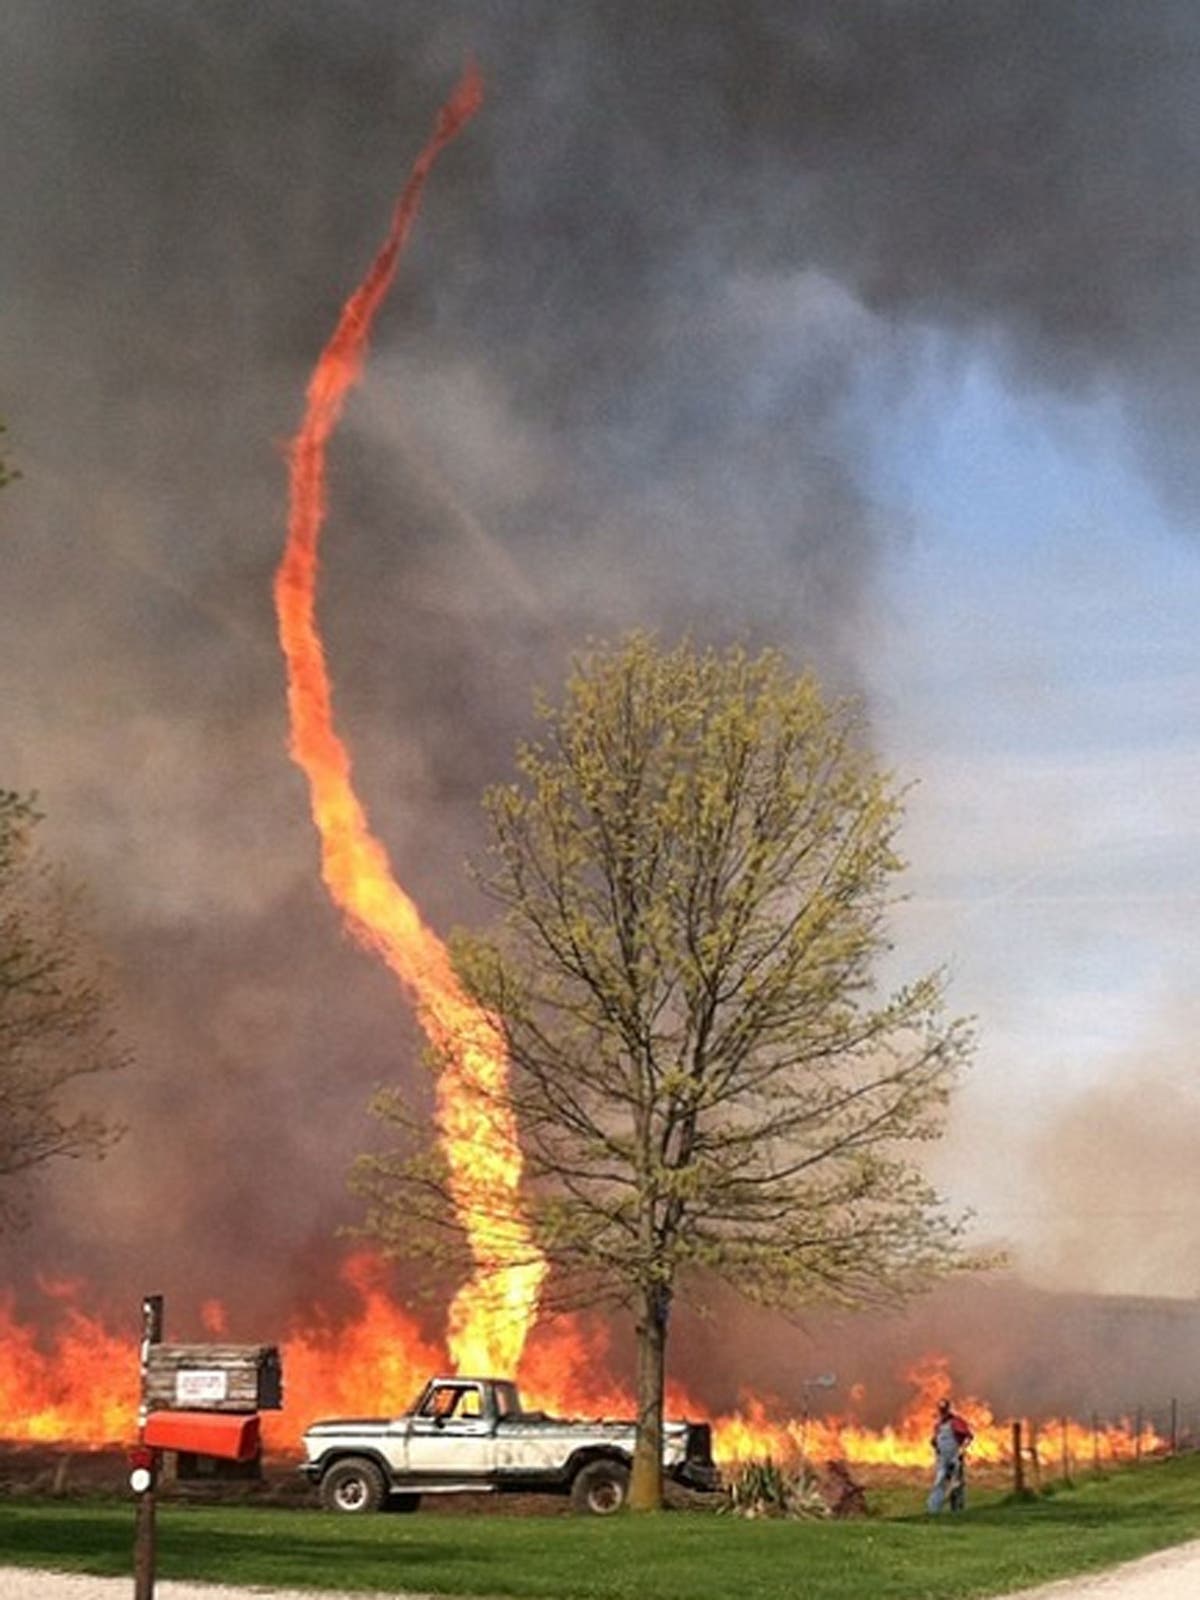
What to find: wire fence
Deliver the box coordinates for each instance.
[1005,1396,1200,1493]
[1137,1396,1200,1456]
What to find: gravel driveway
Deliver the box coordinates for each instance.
[0,1577,441,1600]
[988,1538,1200,1597]
[6,1542,1200,1600]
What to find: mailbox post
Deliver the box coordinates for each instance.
[133,1294,163,1600]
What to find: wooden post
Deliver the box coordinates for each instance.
[134,1294,164,1600]
[1028,1420,1041,1488]
[132,1482,157,1600]
[1135,1406,1143,1465]
[1011,1420,1025,1495]
[1170,1399,1179,1456]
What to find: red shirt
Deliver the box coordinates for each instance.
[931,1411,973,1449]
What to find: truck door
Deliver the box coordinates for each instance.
[405,1381,496,1475]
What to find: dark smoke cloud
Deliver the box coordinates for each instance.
[2,1,1198,1345]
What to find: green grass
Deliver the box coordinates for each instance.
[3,1457,1200,1599]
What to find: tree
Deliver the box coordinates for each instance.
[0,792,127,1227]
[356,636,975,1509]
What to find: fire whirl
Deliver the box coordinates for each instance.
[272,65,546,1375]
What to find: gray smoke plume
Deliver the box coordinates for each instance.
[2,1,1198,1358]
[1020,1014,1200,1302]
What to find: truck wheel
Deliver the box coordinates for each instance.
[320,1457,387,1514]
[571,1459,630,1515]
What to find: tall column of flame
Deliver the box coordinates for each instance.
[272,66,545,1375]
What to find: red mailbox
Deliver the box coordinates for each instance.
[143,1410,261,1462]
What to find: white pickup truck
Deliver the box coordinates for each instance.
[301,1374,719,1515]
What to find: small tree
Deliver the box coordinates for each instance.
[356,637,974,1509]
[0,793,127,1227]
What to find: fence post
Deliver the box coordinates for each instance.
[1012,1421,1025,1495]
[1028,1420,1041,1488]
[1170,1399,1179,1456]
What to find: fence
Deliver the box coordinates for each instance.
[1006,1396,1200,1494]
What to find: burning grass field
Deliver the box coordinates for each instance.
[3,1453,1200,1600]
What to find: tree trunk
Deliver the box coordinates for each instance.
[628,1285,669,1511]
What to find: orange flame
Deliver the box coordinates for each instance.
[272,65,546,1375]
[707,1354,1160,1471]
[0,1275,1167,1474]
[0,1289,134,1446]
[268,1255,444,1448]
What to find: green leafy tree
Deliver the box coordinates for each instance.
[0,793,127,1227]
[356,636,975,1509]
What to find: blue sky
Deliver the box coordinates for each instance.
[854,349,1200,1292]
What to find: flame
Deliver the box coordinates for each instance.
[707,1354,1159,1471]
[268,1255,443,1448]
[0,1289,134,1446]
[0,1275,1166,1473]
[272,64,545,1376]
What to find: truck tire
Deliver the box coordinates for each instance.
[320,1456,387,1514]
[570,1458,630,1515]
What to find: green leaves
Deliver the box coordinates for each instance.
[359,633,976,1325]
[0,791,127,1228]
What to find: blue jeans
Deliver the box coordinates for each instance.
[927,1452,965,1513]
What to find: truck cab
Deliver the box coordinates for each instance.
[403,1377,513,1474]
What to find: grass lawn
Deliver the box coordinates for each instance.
[3,1456,1200,1599]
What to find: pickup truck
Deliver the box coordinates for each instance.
[301,1374,719,1515]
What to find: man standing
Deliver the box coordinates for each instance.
[927,1396,974,1513]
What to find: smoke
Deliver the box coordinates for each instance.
[2,1,1198,1346]
[670,1275,1200,1424]
[1019,1020,1200,1302]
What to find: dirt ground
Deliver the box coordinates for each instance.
[0,1443,570,1515]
